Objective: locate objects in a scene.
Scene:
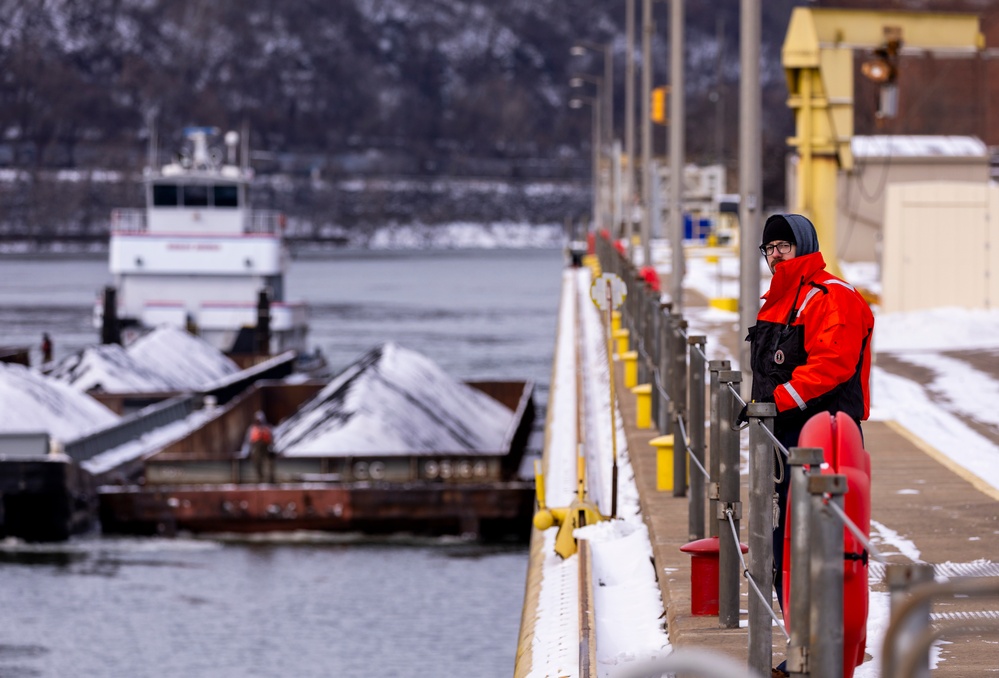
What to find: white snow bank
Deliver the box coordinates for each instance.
[49,326,239,393]
[0,362,119,441]
[275,342,514,455]
[874,307,999,352]
[580,520,671,669]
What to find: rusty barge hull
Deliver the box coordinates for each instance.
[99,481,535,541]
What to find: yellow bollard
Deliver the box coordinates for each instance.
[632,383,652,429]
[611,310,621,334]
[708,297,739,312]
[706,233,719,264]
[612,328,630,356]
[622,351,638,388]
[650,434,675,491]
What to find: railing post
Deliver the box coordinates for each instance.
[643,293,655,411]
[717,370,742,629]
[885,563,935,678]
[687,335,707,540]
[787,447,825,678]
[809,473,847,678]
[671,316,688,498]
[747,402,776,677]
[645,293,657,403]
[657,303,673,436]
[707,359,730,539]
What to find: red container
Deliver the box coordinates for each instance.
[680,536,748,616]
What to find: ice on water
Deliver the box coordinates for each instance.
[276,341,515,456]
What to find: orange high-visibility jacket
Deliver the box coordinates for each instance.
[249,424,273,445]
[748,251,874,428]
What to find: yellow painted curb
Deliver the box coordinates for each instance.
[885,420,999,502]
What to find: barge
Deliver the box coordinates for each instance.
[99,346,537,541]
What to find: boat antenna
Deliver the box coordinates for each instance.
[241,119,250,174]
[146,109,158,170]
[225,130,239,166]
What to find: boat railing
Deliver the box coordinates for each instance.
[245,210,284,235]
[110,208,284,235]
[111,208,147,232]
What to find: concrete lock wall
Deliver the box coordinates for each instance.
[882,181,999,313]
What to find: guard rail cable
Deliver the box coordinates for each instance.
[593,232,999,678]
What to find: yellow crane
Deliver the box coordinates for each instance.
[781,7,983,277]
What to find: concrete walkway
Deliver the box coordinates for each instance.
[614,283,999,675]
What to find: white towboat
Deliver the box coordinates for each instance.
[95,126,308,356]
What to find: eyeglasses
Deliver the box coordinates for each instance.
[759,241,793,257]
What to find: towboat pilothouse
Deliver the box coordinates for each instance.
[96,127,308,358]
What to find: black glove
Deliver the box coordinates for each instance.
[735,403,749,427]
[734,396,775,429]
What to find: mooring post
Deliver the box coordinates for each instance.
[787,447,825,678]
[747,401,776,676]
[809,473,847,678]
[687,335,706,540]
[707,359,730,539]
[717,369,742,629]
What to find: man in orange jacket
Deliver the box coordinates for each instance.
[745,213,874,661]
[247,411,276,483]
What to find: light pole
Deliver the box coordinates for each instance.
[570,41,613,153]
[570,96,601,233]
[739,0,762,400]
[640,0,653,267]
[625,0,636,248]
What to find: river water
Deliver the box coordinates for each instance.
[0,248,565,678]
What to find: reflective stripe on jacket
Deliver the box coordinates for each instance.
[748,251,874,426]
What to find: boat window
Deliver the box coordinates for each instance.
[152,184,179,207]
[213,185,239,208]
[182,184,209,207]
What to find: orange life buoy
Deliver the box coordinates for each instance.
[782,411,870,678]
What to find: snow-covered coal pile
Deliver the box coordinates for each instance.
[0,362,119,441]
[275,342,514,456]
[48,326,240,393]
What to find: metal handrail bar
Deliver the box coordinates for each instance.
[725,381,746,407]
[881,576,999,677]
[690,340,708,362]
[676,415,709,480]
[823,491,888,565]
[753,417,790,459]
[651,356,671,404]
[899,621,999,678]
[725,507,790,640]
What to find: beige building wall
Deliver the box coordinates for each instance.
[785,137,989,264]
[837,158,989,263]
[882,182,999,313]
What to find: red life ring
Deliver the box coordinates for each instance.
[782,411,870,678]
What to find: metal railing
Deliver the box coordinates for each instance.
[594,233,999,678]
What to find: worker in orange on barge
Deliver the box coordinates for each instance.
[247,411,276,483]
